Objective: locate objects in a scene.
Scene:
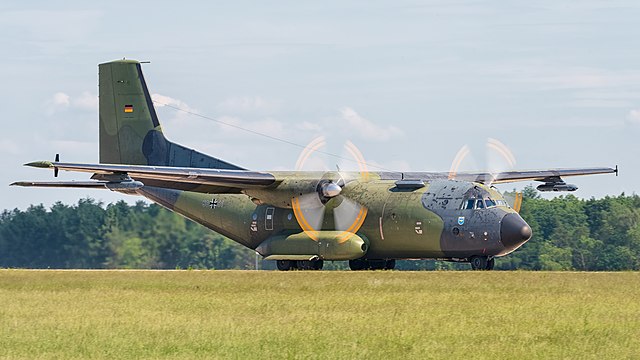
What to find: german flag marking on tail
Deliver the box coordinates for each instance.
[124,105,134,113]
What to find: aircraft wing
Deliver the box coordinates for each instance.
[12,161,617,193]
[450,167,617,184]
[12,161,278,194]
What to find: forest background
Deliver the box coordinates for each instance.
[2,187,638,271]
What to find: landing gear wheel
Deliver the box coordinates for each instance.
[349,259,366,271]
[470,256,489,270]
[487,257,495,270]
[310,259,324,270]
[277,260,293,271]
[384,259,396,270]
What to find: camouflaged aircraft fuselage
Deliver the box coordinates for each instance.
[138,173,527,260]
[14,59,618,270]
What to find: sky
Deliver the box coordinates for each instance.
[1,0,639,211]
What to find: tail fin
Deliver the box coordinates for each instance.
[98,59,243,170]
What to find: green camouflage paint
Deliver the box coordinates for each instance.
[61,59,535,263]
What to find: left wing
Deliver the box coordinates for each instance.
[12,161,278,194]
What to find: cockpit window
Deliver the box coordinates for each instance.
[463,199,475,210]
[485,199,497,208]
[461,196,506,209]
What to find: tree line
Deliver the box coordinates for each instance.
[1,188,639,270]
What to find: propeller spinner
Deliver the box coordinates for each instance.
[291,137,369,242]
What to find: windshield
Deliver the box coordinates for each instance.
[460,197,504,210]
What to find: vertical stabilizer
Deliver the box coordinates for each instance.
[98,59,243,170]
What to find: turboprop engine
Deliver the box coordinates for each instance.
[536,182,578,192]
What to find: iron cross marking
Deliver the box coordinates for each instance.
[209,198,219,209]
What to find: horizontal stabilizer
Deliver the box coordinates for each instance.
[10,181,109,189]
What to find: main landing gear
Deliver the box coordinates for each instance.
[349,259,396,271]
[469,256,495,270]
[276,259,323,271]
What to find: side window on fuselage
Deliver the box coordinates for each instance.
[476,199,485,209]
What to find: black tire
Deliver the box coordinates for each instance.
[349,259,365,271]
[469,256,488,270]
[311,259,324,270]
[276,260,292,271]
[369,260,386,270]
[487,257,495,270]
[385,259,396,270]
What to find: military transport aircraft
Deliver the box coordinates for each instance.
[12,59,617,271]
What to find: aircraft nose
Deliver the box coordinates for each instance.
[500,213,532,250]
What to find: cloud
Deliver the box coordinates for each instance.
[339,107,403,141]
[151,93,192,110]
[151,94,287,137]
[627,109,640,125]
[217,96,281,115]
[45,91,97,115]
[151,93,199,123]
[52,92,70,107]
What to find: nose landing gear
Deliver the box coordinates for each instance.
[469,256,495,270]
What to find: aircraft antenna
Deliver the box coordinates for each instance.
[155,101,397,172]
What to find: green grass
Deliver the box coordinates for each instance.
[0,271,638,359]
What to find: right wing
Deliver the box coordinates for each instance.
[448,167,617,184]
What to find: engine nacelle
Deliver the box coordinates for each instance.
[537,182,578,192]
[256,231,369,261]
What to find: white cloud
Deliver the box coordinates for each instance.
[45,91,97,115]
[339,107,403,141]
[627,109,640,125]
[151,93,199,124]
[52,92,70,106]
[151,93,192,110]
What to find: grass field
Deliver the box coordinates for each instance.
[0,271,638,359]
